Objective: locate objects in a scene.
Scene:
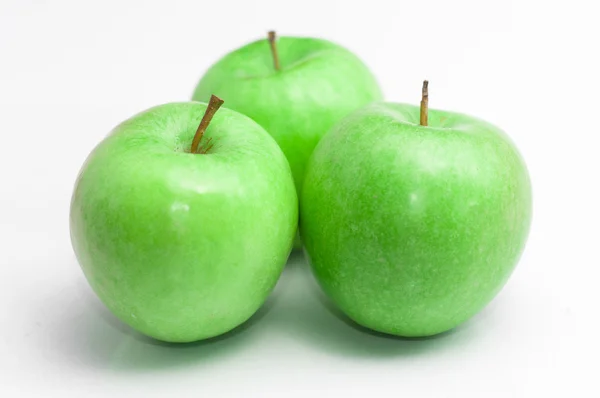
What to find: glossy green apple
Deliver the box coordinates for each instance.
[192,33,383,194]
[70,101,297,343]
[301,101,532,337]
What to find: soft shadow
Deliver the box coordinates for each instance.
[39,262,274,372]
[42,253,486,372]
[268,252,479,358]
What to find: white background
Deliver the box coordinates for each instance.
[1,0,598,396]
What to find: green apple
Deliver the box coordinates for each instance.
[301,87,532,337]
[70,99,297,343]
[191,32,383,195]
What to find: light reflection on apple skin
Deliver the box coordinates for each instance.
[39,253,484,372]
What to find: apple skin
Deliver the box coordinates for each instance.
[300,102,532,337]
[192,36,383,194]
[70,102,297,343]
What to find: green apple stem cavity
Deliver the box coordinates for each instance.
[420,80,428,126]
[267,31,280,71]
[190,94,224,154]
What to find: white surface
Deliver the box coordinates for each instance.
[1,0,598,396]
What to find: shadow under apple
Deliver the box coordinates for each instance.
[40,260,274,372]
[43,253,485,372]
[267,251,475,358]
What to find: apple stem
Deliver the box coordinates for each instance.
[420,80,429,126]
[268,31,281,71]
[190,95,224,154]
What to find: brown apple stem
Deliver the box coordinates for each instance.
[190,95,224,154]
[420,80,429,126]
[268,31,281,71]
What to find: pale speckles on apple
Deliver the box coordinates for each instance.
[301,101,532,337]
[170,202,190,213]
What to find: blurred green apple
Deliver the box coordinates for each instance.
[192,32,383,194]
